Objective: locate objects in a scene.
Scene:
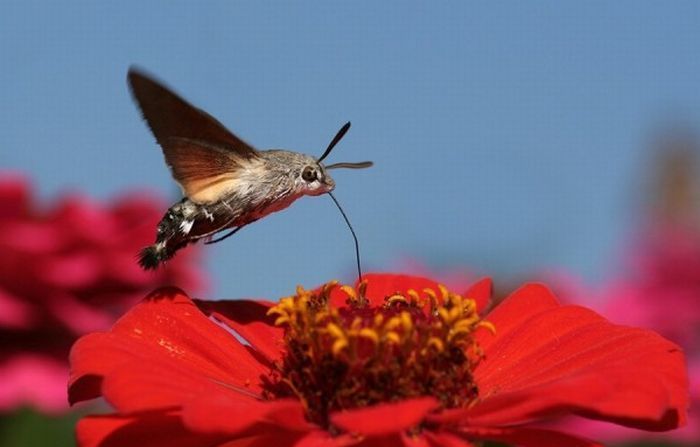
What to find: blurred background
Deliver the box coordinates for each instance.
[1,2,699,446]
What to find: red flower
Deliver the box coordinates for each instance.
[0,173,205,412]
[69,273,688,446]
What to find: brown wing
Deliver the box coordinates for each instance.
[127,67,258,159]
[162,137,257,204]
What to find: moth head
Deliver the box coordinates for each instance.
[298,158,335,196]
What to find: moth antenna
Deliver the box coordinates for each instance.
[325,161,373,170]
[328,192,363,282]
[318,121,351,163]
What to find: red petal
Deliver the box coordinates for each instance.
[401,432,430,447]
[196,299,283,364]
[462,277,492,314]
[331,397,439,437]
[460,426,601,447]
[423,432,474,447]
[294,431,358,447]
[359,273,442,306]
[76,412,225,447]
[440,285,689,431]
[182,396,309,435]
[474,283,559,351]
[217,432,307,447]
[100,356,259,412]
[69,288,268,410]
[348,435,405,447]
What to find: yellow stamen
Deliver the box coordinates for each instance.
[332,338,349,356]
[357,280,369,306]
[386,294,408,306]
[422,288,439,312]
[326,323,345,339]
[407,289,421,305]
[477,320,497,334]
[323,280,339,296]
[373,313,384,326]
[448,305,462,322]
[448,327,474,342]
[438,284,449,301]
[341,285,357,301]
[350,317,363,331]
[358,328,380,345]
[384,316,403,332]
[264,279,494,429]
[274,315,290,326]
[426,336,445,352]
[400,311,413,333]
[384,331,401,344]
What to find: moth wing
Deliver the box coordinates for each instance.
[162,137,250,204]
[128,67,258,160]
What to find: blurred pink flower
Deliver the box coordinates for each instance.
[607,223,700,353]
[0,173,206,413]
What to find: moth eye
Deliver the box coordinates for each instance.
[301,166,317,182]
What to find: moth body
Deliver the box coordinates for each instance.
[140,150,337,268]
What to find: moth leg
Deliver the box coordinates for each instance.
[187,215,238,242]
[204,226,242,245]
[204,218,259,245]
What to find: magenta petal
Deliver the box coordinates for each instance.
[0,221,66,253]
[0,354,68,412]
[0,289,36,329]
[0,173,30,218]
[47,292,114,334]
[38,252,101,288]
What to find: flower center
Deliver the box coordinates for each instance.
[265,281,494,429]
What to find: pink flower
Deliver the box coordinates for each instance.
[608,223,700,353]
[0,173,206,412]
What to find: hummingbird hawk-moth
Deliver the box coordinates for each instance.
[128,68,372,270]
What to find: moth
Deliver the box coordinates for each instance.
[128,68,372,270]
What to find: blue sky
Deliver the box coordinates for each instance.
[2,2,700,299]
